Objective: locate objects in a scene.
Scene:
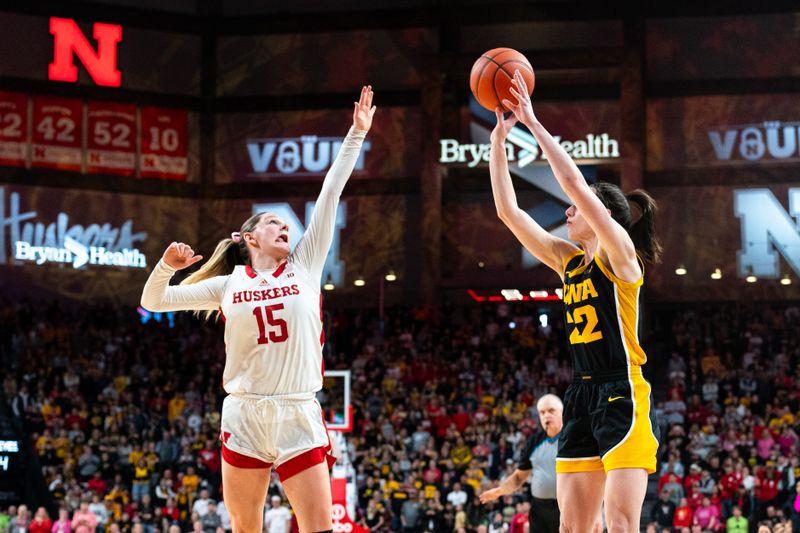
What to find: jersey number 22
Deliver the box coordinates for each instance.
[567,305,603,344]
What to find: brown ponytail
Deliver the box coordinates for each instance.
[625,189,662,264]
[591,182,662,264]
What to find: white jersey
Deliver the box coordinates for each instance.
[141,127,367,397]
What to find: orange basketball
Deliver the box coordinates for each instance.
[469,48,535,112]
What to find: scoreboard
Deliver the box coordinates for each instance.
[0,437,24,505]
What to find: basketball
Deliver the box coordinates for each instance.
[470,47,535,112]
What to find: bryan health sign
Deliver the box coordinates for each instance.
[0,186,147,269]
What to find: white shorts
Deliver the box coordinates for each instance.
[219,392,334,480]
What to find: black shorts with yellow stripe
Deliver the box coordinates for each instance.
[556,366,659,474]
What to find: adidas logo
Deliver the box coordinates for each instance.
[259,279,269,286]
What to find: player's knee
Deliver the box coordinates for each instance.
[561,512,600,533]
[559,516,588,533]
[606,516,635,533]
[229,511,261,533]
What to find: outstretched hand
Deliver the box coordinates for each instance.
[353,85,377,132]
[162,242,203,270]
[479,487,503,504]
[490,108,518,144]
[501,69,536,126]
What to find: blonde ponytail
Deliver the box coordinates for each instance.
[181,212,264,320]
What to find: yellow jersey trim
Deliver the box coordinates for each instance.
[562,248,584,272]
[594,253,644,289]
[565,251,595,278]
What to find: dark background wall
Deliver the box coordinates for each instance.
[1,1,800,305]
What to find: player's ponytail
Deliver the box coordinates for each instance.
[592,182,662,264]
[181,212,262,319]
[626,189,662,264]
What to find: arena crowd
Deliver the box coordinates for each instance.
[2,300,800,533]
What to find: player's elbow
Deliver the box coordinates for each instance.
[496,207,510,223]
[140,294,163,312]
[496,204,518,223]
[561,172,589,194]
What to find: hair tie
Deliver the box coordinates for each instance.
[231,232,242,243]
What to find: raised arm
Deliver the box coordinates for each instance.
[141,242,226,312]
[489,108,578,279]
[292,86,376,280]
[503,70,640,281]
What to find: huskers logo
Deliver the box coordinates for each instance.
[232,285,299,304]
[562,278,599,305]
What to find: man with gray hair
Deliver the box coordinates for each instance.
[480,394,563,533]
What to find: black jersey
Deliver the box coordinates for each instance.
[562,250,646,373]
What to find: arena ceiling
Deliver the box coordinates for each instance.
[8,0,800,24]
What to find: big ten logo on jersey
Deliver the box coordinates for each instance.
[247,136,371,177]
[252,202,345,285]
[563,278,602,345]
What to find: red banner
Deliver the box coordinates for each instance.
[0,92,28,168]
[86,102,136,176]
[139,106,187,180]
[31,96,83,171]
[331,479,369,533]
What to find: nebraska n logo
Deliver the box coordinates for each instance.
[735,188,800,278]
[48,17,122,87]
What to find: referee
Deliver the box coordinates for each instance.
[480,394,563,533]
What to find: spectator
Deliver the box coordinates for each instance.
[137,494,156,533]
[6,505,30,533]
[158,497,180,531]
[673,498,692,530]
[87,496,108,529]
[663,390,687,427]
[50,508,72,533]
[200,501,221,533]
[661,473,685,506]
[693,496,721,531]
[263,496,291,533]
[360,498,385,531]
[651,490,676,531]
[70,502,97,533]
[131,457,151,502]
[29,507,52,533]
[399,493,424,533]
[192,489,212,518]
[0,507,13,533]
[487,511,508,533]
[727,506,748,533]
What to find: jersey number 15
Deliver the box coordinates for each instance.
[253,304,288,344]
